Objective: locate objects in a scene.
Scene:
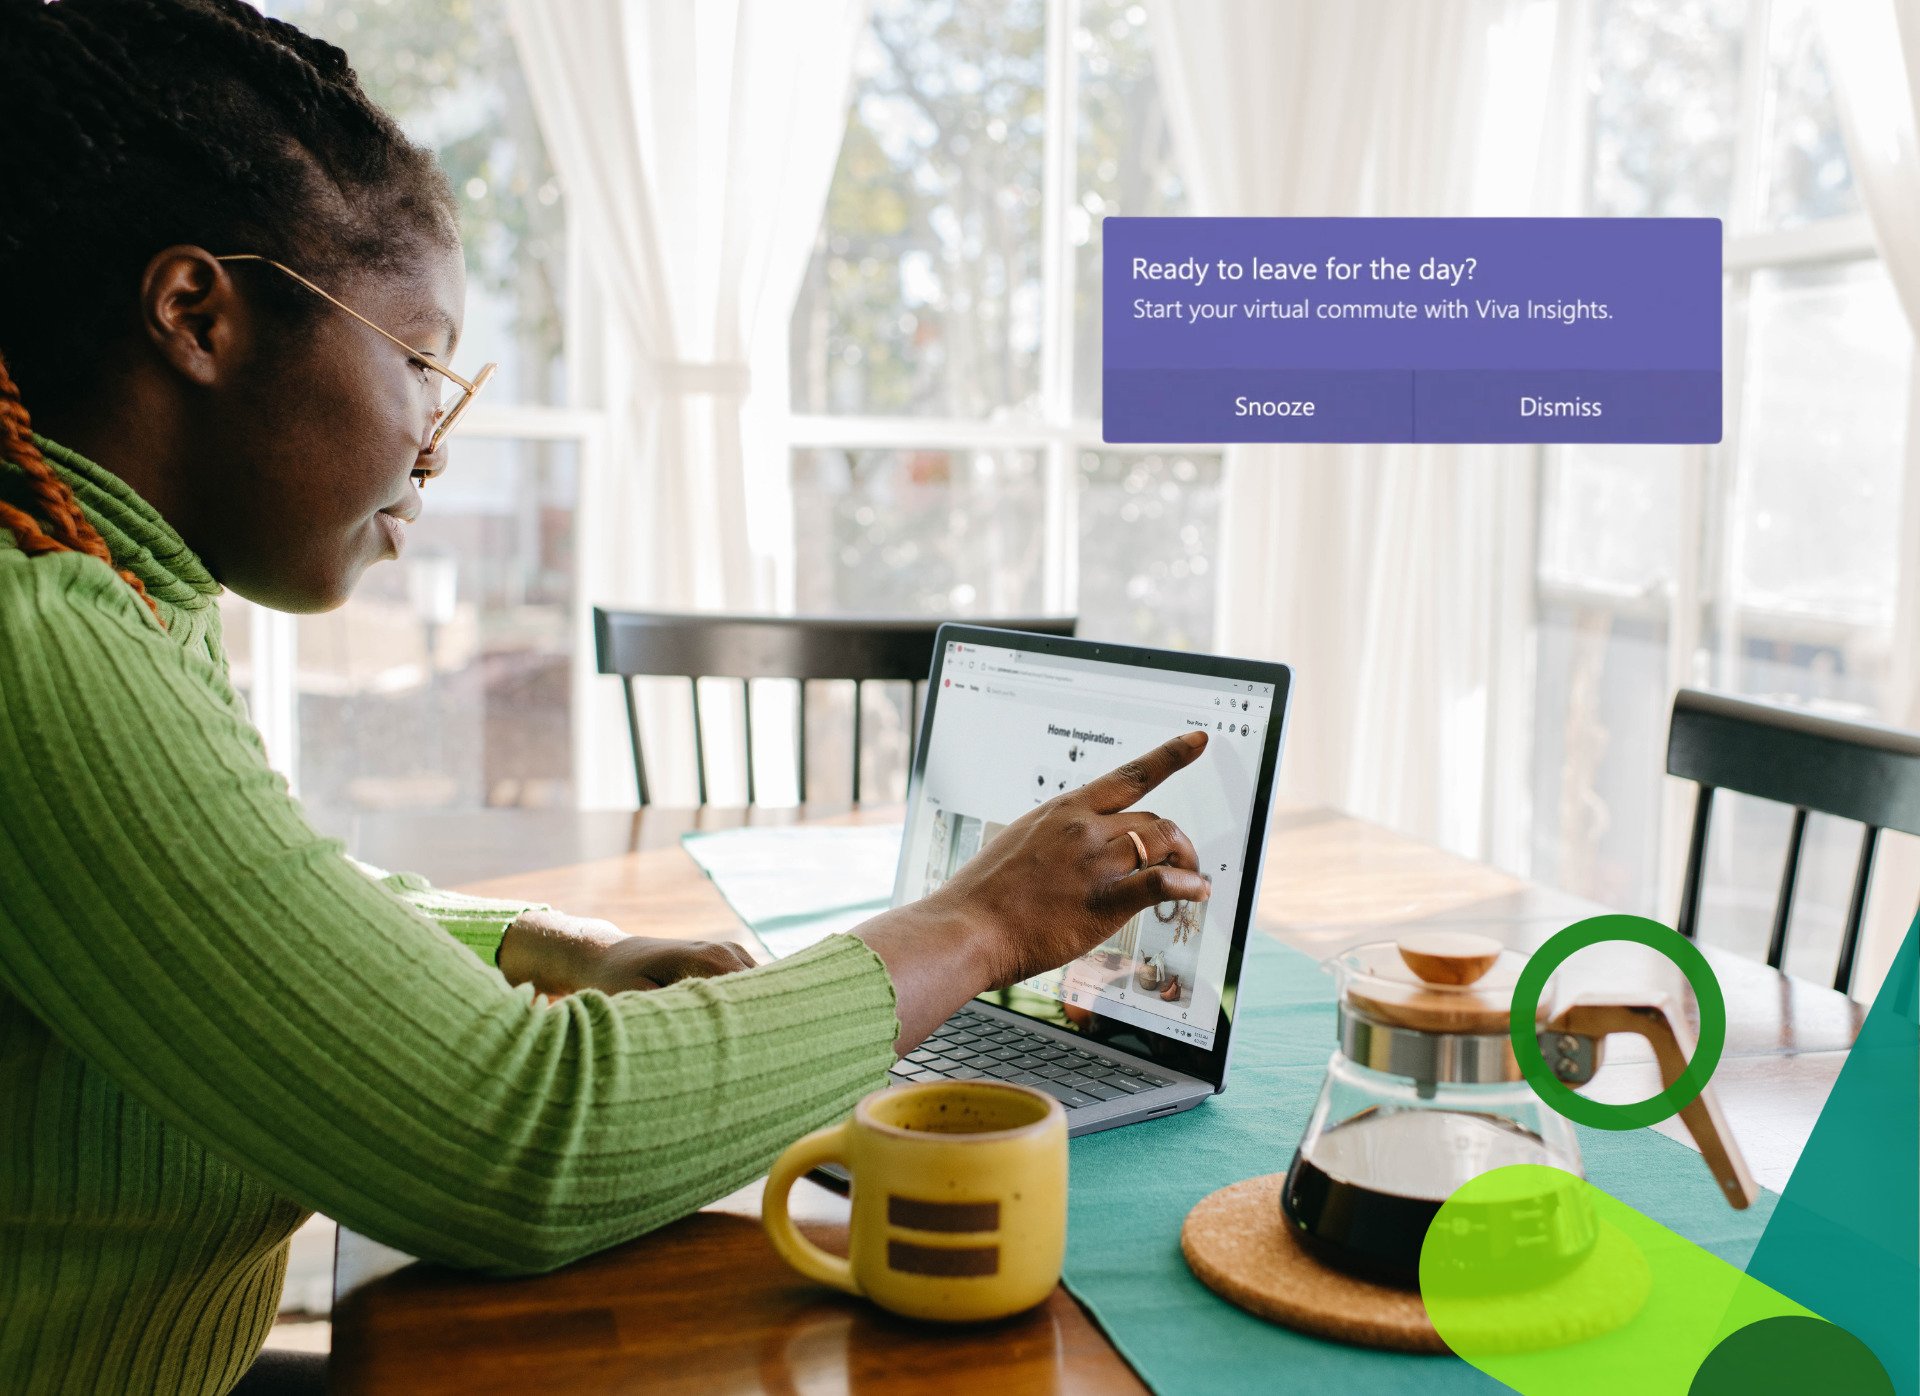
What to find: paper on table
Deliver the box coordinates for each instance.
[680,824,903,959]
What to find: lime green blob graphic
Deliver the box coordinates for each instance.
[1511,915,1727,1131]
[1421,1165,1827,1394]
[1689,1315,1893,1395]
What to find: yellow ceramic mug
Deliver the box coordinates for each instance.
[762,1080,1067,1323]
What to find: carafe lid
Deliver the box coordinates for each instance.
[1336,931,1539,1036]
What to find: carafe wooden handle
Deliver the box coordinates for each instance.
[1546,995,1758,1210]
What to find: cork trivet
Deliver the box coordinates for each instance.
[1180,1174,1651,1356]
[1181,1173,1447,1353]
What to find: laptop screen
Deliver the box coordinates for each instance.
[895,633,1282,1074]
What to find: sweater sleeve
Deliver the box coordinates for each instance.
[0,553,900,1274]
[343,856,543,964]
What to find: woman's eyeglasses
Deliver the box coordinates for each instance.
[213,253,496,482]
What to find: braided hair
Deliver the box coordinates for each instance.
[0,0,456,622]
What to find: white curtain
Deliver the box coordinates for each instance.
[1822,0,1920,995]
[1148,0,1565,862]
[1823,0,1920,732]
[508,0,869,806]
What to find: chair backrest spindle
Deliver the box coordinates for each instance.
[1676,783,1715,943]
[688,677,709,807]
[796,680,808,804]
[1766,806,1809,970]
[851,678,865,803]
[1836,825,1882,995]
[741,679,756,807]
[910,679,925,772]
[619,675,650,807]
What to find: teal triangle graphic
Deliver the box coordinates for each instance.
[1743,911,1918,1394]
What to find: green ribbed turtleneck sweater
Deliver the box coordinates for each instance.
[0,439,900,1395]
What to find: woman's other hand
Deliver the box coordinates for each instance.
[582,935,756,993]
[498,908,754,998]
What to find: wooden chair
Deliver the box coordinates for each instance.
[593,610,1078,807]
[1667,688,1920,993]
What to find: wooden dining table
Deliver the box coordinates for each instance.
[327,804,1864,1395]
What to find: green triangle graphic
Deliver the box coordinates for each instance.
[1742,912,1918,1394]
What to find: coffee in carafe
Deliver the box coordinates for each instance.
[1284,1106,1590,1289]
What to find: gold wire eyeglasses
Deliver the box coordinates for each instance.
[214,253,497,482]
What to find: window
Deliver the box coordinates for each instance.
[236,0,595,829]
[1583,0,1749,220]
[1734,259,1905,627]
[291,439,580,823]
[1076,450,1220,650]
[1072,3,1187,416]
[272,0,567,405]
[790,0,1220,657]
[793,448,1048,615]
[1533,0,1907,986]
[791,1,1047,421]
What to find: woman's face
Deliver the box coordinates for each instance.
[192,241,468,613]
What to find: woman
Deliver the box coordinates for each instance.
[0,3,1211,1393]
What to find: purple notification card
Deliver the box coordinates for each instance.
[1102,217,1722,444]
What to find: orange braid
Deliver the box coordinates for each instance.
[0,353,162,626]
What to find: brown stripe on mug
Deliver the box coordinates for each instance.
[887,1239,1000,1277]
[887,1195,1001,1233]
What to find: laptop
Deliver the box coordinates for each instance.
[881,624,1291,1136]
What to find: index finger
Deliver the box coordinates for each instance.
[1079,730,1209,815]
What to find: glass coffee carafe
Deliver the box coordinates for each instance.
[1282,931,1754,1289]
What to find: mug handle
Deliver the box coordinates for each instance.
[763,1121,860,1295]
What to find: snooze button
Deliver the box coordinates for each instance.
[1233,396,1316,418]
[1102,368,1413,442]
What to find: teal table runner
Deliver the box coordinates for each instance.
[679,825,1779,1393]
[1063,934,1779,1395]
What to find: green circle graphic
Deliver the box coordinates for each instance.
[1510,914,1727,1131]
[1689,1315,1893,1395]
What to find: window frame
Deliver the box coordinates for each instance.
[782,0,1217,618]
[1536,0,1898,909]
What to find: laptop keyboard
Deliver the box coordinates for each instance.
[889,1005,1178,1111]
